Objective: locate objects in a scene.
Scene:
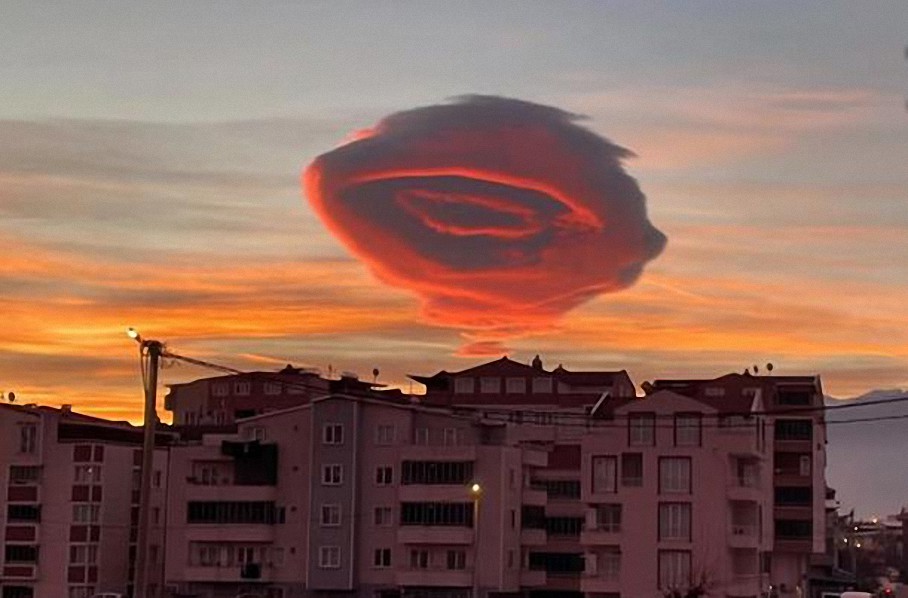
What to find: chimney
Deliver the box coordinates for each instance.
[60,404,72,415]
[531,355,543,370]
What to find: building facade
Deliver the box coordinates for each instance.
[0,404,169,598]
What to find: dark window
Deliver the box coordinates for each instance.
[774,487,812,506]
[774,419,812,441]
[527,552,584,574]
[521,505,546,529]
[537,479,580,499]
[73,445,93,462]
[8,466,41,484]
[7,504,41,522]
[401,461,474,485]
[186,501,284,524]
[778,389,812,406]
[775,519,812,539]
[400,502,474,527]
[621,453,643,486]
[4,544,38,563]
[545,516,584,537]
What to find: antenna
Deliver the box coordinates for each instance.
[372,368,380,384]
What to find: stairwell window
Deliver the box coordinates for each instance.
[319,546,341,569]
[674,414,702,447]
[374,548,391,568]
[323,423,344,445]
[321,504,341,527]
[19,423,38,454]
[592,456,617,493]
[658,503,692,541]
[659,458,691,494]
[658,550,691,589]
[376,466,393,486]
[322,464,343,486]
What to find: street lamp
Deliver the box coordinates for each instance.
[128,328,164,598]
[471,482,482,598]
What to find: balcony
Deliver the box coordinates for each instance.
[185,484,276,502]
[774,538,813,553]
[522,488,547,506]
[396,569,472,587]
[774,505,813,520]
[774,472,812,487]
[400,445,476,462]
[728,524,760,548]
[773,439,812,453]
[520,528,548,546]
[728,477,762,502]
[581,526,621,545]
[520,569,547,587]
[2,565,36,580]
[397,526,474,545]
[398,484,474,503]
[182,564,271,583]
[581,576,620,594]
[185,525,275,543]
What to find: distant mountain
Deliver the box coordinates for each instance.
[824,389,908,518]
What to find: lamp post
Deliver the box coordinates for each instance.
[128,328,163,598]
[471,482,482,598]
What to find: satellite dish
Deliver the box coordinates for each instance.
[8,391,15,403]
[766,363,774,372]
[753,365,760,374]
[372,368,380,383]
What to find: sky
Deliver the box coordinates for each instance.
[2,1,908,436]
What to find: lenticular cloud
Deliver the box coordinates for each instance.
[303,95,666,352]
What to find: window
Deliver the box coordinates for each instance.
[69,544,98,565]
[69,587,95,598]
[7,504,41,522]
[659,550,691,589]
[775,519,812,539]
[410,549,430,569]
[595,504,622,532]
[375,424,396,445]
[508,549,515,569]
[659,503,692,541]
[322,464,343,486]
[251,426,267,441]
[414,427,430,445]
[659,458,691,494]
[323,423,344,445]
[374,506,393,526]
[9,465,41,484]
[674,414,701,447]
[153,507,161,524]
[540,479,581,499]
[212,382,228,396]
[454,377,475,394]
[778,389,812,406]
[480,377,500,393]
[600,548,621,581]
[72,504,100,523]
[545,516,583,537]
[402,461,473,485]
[5,544,38,563]
[376,466,393,486]
[374,548,391,568]
[447,549,466,570]
[510,509,516,529]
[774,419,812,441]
[442,428,462,446]
[234,381,251,396]
[532,377,553,393]
[592,456,617,493]
[153,470,162,488]
[321,504,341,527]
[74,465,101,484]
[400,502,474,527]
[799,455,812,476]
[264,382,282,395]
[774,487,812,506]
[506,377,526,394]
[628,413,655,446]
[19,423,38,454]
[621,453,643,487]
[318,546,341,569]
[186,501,284,525]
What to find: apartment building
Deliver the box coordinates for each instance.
[162,392,550,598]
[165,364,380,428]
[651,373,828,598]
[413,355,635,598]
[0,403,169,598]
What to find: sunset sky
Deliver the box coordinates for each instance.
[2,2,907,423]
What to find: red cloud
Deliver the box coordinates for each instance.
[303,96,666,349]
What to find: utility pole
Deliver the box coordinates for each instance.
[129,329,162,598]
